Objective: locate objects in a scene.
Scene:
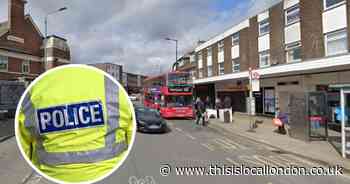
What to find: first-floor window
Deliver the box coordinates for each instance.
[259,50,270,68]
[232,58,240,72]
[285,5,300,26]
[325,29,348,56]
[324,0,345,10]
[0,56,8,71]
[259,19,270,36]
[286,42,301,63]
[207,65,213,77]
[218,63,225,75]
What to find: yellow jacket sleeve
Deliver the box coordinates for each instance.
[18,109,33,160]
[117,89,134,145]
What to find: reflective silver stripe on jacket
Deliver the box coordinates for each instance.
[22,76,126,166]
[105,76,120,147]
[37,142,127,165]
[23,93,41,137]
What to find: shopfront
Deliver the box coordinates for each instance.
[215,80,249,113]
[194,83,215,108]
[254,87,276,116]
[329,85,350,158]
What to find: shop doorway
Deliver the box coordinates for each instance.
[327,86,350,158]
[341,90,350,158]
[308,92,328,140]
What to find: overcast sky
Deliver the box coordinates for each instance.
[0,0,280,76]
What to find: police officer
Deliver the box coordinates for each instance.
[17,65,134,183]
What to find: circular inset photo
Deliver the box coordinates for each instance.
[15,64,136,184]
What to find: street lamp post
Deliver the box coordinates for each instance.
[44,7,67,71]
[45,7,67,37]
[165,37,178,71]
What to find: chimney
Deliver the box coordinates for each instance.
[8,0,27,37]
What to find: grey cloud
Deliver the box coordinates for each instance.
[0,0,281,76]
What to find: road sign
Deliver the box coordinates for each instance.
[252,72,260,80]
[252,79,260,92]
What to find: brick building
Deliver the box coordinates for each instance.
[90,63,123,83]
[185,0,350,157]
[0,0,70,83]
[175,51,197,81]
[122,72,147,94]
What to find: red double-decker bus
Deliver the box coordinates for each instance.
[143,71,194,118]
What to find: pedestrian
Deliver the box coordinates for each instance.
[195,98,205,126]
[17,65,135,183]
[204,96,210,109]
[215,97,221,119]
[275,107,287,134]
[223,96,231,109]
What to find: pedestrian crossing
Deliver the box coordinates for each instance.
[204,137,323,168]
[233,154,323,168]
[169,121,325,170]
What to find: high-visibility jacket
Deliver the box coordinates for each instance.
[17,66,134,183]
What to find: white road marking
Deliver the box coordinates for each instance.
[281,154,319,167]
[239,156,266,167]
[185,133,196,140]
[221,138,248,150]
[226,157,240,166]
[274,155,298,166]
[201,143,215,152]
[175,128,183,132]
[214,139,237,150]
[267,156,290,168]
[252,155,280,168]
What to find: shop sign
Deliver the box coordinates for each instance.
[168,86,192,93]
[252,79,260,92]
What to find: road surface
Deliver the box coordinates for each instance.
[20,119,350,184]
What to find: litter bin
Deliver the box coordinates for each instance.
[224,110,230,123]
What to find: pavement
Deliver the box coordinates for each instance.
[0,118,15,142]
[1,114,350,184]
[207,113,350,173]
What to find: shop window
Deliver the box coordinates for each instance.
[232,58,240,72]
[259,50,270,68]
[324,0,345,10]
[285,5,300,26]
[218,63,225,75]
[286,42,301,63]
[264,88,275,114]
[259,19,270,36]
[325,29,348,56]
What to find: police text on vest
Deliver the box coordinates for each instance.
[37,101,105,134]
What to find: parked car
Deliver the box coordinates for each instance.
[134,105,168,133]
